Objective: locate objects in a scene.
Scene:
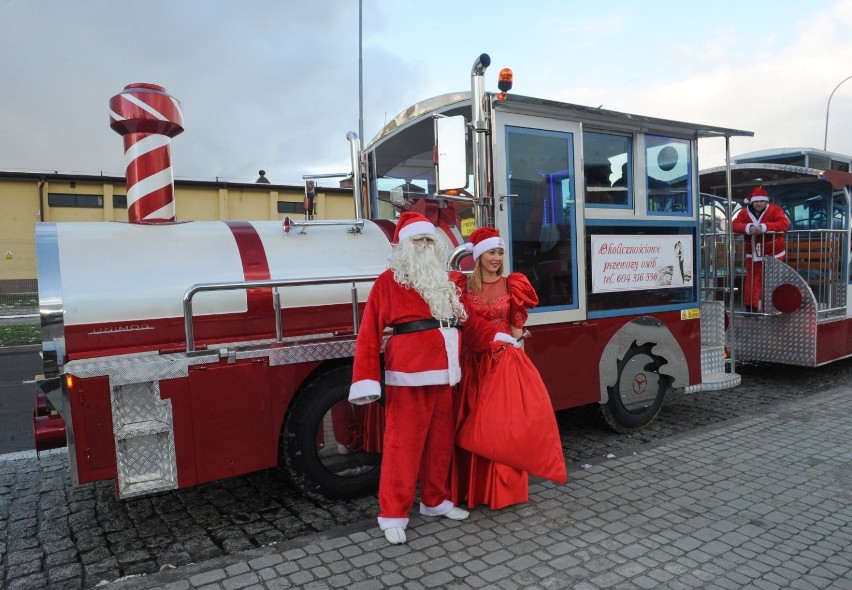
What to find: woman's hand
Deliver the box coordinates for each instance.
[494,332,521,348]
[510,326,527,350]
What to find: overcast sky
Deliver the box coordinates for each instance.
[2,0,851,187]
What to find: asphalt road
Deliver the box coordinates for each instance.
[3,353,852,589]
[0,348,41,454]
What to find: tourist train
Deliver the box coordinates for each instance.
[34,55,751,499]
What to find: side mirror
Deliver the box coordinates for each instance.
[434,115,468,192]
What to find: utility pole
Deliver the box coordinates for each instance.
[358,0,364,145]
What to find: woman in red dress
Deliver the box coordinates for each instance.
[450,227,539,510]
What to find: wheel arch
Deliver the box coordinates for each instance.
[598,315,688,405]
[277,357,382,499]
[279,358,355,433]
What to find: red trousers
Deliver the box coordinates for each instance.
[744,259,763,309]
[744,256,784,309]
[378,384,454,524]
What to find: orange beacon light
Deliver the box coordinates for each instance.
[497,68,513,100]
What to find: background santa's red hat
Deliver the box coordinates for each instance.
[466,226,505,261]
[392,211,435,244]
[746,186,769,204]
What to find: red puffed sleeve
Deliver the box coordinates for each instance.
[507,272,539,329]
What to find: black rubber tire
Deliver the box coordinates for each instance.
[600,343,668,434]
[279,364,381,499]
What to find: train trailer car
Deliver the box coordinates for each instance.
[700,148,852,366]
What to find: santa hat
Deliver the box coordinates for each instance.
[747,186,769,203]
[466,226,505,261]
[392,211,435,244]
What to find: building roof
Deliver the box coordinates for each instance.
[0,170,353,194]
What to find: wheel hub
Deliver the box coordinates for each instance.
[619,353,660,412]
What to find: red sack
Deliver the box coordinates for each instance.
[457,346,567,484]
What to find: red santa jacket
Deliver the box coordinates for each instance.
[732,203,790,261]
[349,269,462,404]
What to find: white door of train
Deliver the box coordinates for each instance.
[492,113,586,325]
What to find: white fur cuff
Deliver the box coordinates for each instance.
[349,379,381,405]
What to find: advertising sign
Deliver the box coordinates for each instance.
[591,235,693,293]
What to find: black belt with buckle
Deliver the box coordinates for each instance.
[392,317,462,335]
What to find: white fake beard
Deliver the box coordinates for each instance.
[390,238,467,321]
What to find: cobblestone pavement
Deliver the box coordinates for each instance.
[104,383,852,589]
[2,358,852,589]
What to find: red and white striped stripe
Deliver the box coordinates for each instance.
[110,84,184,223]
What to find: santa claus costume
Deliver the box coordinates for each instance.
[349,211,470,545]
[732,186,790,310]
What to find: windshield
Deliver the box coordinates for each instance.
[367,105,473,221]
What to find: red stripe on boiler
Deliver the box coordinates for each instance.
[225,221,272,312]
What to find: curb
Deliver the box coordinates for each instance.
[0,344,41,354]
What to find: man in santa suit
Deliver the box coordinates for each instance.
[349,211,516,545]
[732,186,790,311]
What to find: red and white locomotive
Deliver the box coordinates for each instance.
[33,55,747,499]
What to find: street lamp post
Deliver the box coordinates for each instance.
[824,74,852,150]
[358,0,364,146]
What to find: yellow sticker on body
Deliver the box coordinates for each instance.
[460,218,476,237]
[680,308,700,320]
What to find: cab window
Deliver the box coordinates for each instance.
[583,131,631,208]
[646,135,692,216]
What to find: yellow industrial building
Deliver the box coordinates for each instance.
[0,170,356,291]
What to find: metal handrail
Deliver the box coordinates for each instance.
[182,274,379,353]
[302,172,353,180]
[712,229,846,316]
[284,218,365,233]
[700,216,845,322]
